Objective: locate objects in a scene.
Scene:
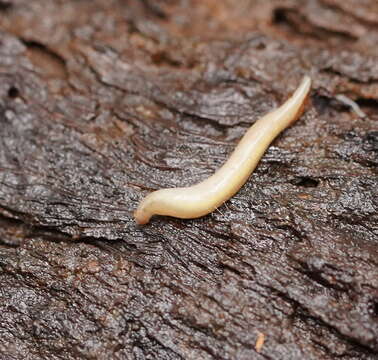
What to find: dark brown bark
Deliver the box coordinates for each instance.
[0,1,377,359]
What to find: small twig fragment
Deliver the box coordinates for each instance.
[335,94,366,118]
[255,332,265,353]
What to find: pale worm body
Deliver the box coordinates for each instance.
[135,76,311,224]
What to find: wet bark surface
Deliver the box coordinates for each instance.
[0,1,377,359]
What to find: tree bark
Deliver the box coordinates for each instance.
[0,1,377,359]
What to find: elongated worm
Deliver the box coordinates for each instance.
[135,76,311,224]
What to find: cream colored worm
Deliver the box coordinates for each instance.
[134,76,311,224]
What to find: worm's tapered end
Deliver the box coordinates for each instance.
[296,75,312,118]
[282,75,312,126]
[134,208,151,225]
[134,206,151,225]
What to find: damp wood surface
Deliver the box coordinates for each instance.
[0,1,377,359]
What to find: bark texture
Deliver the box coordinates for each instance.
[0,1,377,359]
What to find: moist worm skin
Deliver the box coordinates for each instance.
[135,76,311,224]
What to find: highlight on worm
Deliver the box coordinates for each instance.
[134,76,312,224]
